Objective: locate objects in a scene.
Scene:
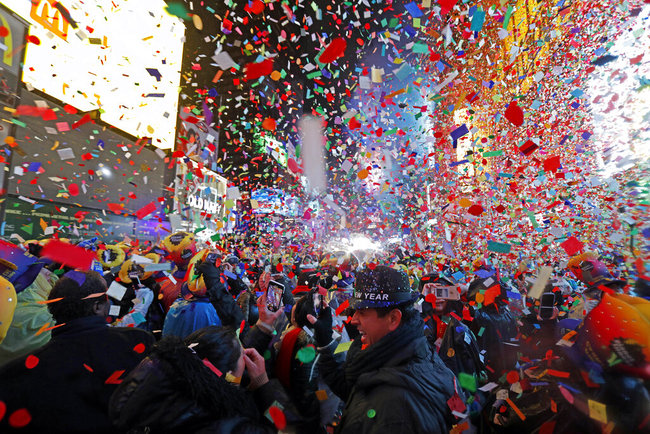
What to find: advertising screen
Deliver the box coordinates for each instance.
[2,0,184,149]
[9,88,167,212]
[251,188,300,216]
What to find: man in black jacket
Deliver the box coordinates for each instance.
[0,270,154,433]
[308,265,459,433]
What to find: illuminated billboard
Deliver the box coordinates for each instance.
[2,0,184,149]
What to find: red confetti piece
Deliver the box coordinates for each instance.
[425,293,436,304]
[319,38,347,64]
[335,299,350,316]
[25,355,39,369]
[0,400,6,421]
[63,104,77,114]
[104,370,126,384]
[71,113,92,129]
[543,156,561,172]
[136,201,157,219]
[560,236,584,256]
[133,343,146,354]
[547,369,570,378]
[506,370,519,384]
[348,117,361,129]
[83,364,93,372]
[0,27,8,37]
[268,406,287,431]
[262,117,276,131]
[438,0,458,14]
[245,58,274,81]
[504,101,524,126]
[68,183,79,196]
[41,240,96,270]
[244,0,265,14]
[202,358,223,377]
[287,158,302,174]
[26,35,40,45]
[467,204,484,216]
[108,203,124,214]
[8,408,31,428]
[239,319,246,336]
[519,140,539,156]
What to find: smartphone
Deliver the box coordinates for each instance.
[266,280,284,312]
[313,293,324,316]
[539,292,555,320]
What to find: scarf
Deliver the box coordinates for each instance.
[344,314,424,384]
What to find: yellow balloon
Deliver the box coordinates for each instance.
[0,276,17,344]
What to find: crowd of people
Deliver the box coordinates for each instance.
[0,231,648,433]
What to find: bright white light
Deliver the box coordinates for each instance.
[349,235,380,252]
[99,166,112,178]
[3,0,184,149]
[588,5,650,178]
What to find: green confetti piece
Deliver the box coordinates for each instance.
[367,409,376,418]
[296,346,317,363]
[487,240,512,254]
[164,3,190,19]
[21,223,33,235]
[459,372,477,393]
[334,341,353,354]
[477,327,485,337]
[503,6,513,29]
[482,150,503,157]
[412,42,428,54]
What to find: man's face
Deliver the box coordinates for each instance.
[351,308,395,347]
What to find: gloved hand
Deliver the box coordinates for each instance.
[197,261,228,300]
[307,306,335,348]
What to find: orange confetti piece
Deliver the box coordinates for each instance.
[506,398,526,421]
[35,322,65,336]
[36,297,63,305]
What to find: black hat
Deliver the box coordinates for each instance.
[349,265,418,311]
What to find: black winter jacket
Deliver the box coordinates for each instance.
[109,337,301,433]
[0,316,154,433]
[319,335,457,433]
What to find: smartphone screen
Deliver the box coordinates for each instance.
[266,280,284,312]
[313,294,323,316]
[539,293,555,320]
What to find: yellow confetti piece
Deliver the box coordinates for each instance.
[588,399,607,424]
[192,14,203,30]
[315,390,328,401]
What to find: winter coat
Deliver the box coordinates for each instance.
[468,304,518,380]
[0,269,57,366]
[0,316,154,433]
[319,334,457,433]
[109,336,300,433]
[273,327,332,432]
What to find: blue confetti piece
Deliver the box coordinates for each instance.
[404,2,423,18]
[470,10,486,32]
